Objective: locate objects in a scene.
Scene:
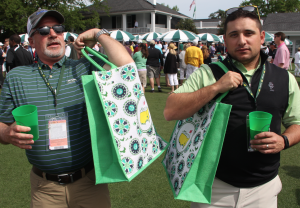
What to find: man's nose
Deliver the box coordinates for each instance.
[49,28,58,38]
[237,34,246,46]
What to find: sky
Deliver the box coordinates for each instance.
[156,0,245,19]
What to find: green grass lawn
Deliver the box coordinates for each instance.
[1,69,300,207]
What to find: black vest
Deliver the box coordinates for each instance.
[209,51,289,187]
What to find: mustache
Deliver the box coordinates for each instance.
[47,40,62,46]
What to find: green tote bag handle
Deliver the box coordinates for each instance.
[81,46,117,71]
[210,62,230,103]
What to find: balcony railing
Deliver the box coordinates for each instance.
[107,27,171,35]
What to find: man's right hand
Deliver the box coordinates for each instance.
[0,122,34,149]
[213,71,243,93]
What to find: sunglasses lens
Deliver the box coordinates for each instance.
[53,25,64,34]
[38,27,50,36]
[226,8,238,15]
[243,6,255,12]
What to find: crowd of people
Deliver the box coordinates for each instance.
[0,6,300,208]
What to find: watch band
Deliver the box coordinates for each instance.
[95,29,109,40]
[281,134,289,150]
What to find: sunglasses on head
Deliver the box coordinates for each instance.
[31,25,65,36]
[226,6,260,20]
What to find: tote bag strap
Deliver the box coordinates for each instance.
[210,62,230,102]
[81,46,117,71]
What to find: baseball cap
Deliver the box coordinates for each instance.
[27,9,64,37]
[192,39,198,45]
[150,40,155,45]
[0,42,3,46]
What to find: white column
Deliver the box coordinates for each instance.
[122,14,127,31]
[200,21,202,29]
[167,16,171,31]
[151,12,155,32]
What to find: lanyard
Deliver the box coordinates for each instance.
[37,63,65,108]
[242,64,266,103]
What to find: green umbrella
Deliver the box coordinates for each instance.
[19,33,29,43]
[160,30,198,42]
[110,30,135,41]
[64,32,78,41]
[142,32,162,41]
[197,33,222,43]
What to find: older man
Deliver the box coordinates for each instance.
[164,6,300,208]
[273,32,290,69]
[0,9,132,208]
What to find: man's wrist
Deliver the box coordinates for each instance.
[281,134,290,150]
[95,29,110,42]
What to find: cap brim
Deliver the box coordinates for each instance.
[29,10,64,36]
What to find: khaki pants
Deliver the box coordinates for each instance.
[191,176,282,208]
[30,169,111,208]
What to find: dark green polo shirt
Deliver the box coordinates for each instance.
[0,56,105,174]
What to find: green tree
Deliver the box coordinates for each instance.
[208,9,226,19]
[172,5,180,12]
[175,18,198,34]
[0,0,109,38]
[208,9,225,35]
[240,0,300,17]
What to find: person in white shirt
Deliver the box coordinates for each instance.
[294,47,300,76]
[134,20,138,28]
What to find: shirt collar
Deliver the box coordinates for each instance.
[231,57,261,74]
[278,42,285,48]
[37,56,66,70]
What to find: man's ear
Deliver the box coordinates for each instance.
[28,37,35,48]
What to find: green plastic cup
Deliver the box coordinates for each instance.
[249,111,272,140]
[12,105,39,141]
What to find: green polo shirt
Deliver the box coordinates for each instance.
[175,58,300,128]
[0,56,105,174]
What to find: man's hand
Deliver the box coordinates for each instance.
[74,28,100,56]
[213,71,243,93]
[0,122,34,149]
[250,132,285,154]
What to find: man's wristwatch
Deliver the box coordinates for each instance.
[95,29,110,40]
[281,134,289,150]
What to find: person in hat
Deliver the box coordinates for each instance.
[165,6,300,207]
[268,41,277,63]
[184,39,204,79]
[164,43,179,94]
[0,8,133,207]
[124,41,132,56]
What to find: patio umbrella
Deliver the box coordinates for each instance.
[19,33,29,43]
[160,29,198,42]
[197,33,222,43]
[64,32,78,41]
[218,35,224,43]
[142,32,162,41]
[264,32,293,45]
[109,30,135,42]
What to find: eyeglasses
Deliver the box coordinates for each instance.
[31,25,65,37]
[226,6,260,20]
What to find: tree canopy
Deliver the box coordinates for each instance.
[175,19,198,34]
[208,9,226,19]
[240,0,300,17]
[0,0,109,39]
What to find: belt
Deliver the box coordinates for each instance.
[32,161,94,184]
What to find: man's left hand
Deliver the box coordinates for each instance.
[250,132,285,154]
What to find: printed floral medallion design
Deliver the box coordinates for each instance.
[95,64,168,179]
[163,103,216,196]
